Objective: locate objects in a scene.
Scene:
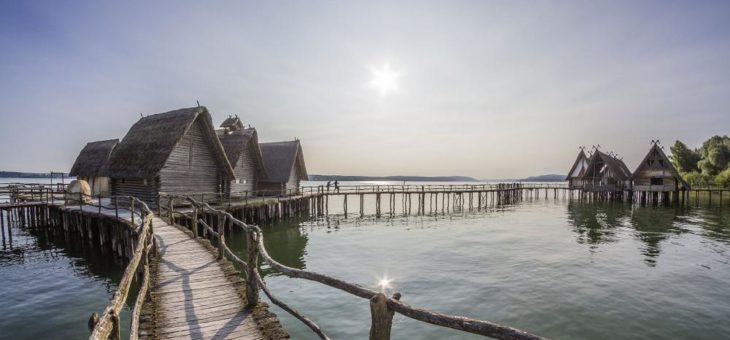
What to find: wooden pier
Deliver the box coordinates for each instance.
[0,193,283,340]
[3,181,729,340]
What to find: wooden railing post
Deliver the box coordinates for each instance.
[217,212,225,260]
[246,230,260,307]
[369,293,394,340]
[192,207,199,238]
[114,197,119,219]
[168,197,173,223]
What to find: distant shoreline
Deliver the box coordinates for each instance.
[0,171,68,178]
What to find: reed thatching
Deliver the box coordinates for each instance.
[219,128,267,179]
[69,139,119,177]
[259,140,308,183]
[565,149,588,181]
[220,115,245,130]
[581,150,632,181]
[103,106,234,178]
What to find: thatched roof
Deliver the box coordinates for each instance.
[632,144,690,189]
[219,128,267,179]
[69,139,119,177]
[220,115,244,130]
[103,106,235,178]
[581,150,632,181]
[259,140,308,183]
[565,149,588,180]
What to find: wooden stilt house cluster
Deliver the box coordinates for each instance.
[69,107,309,207]
[565,141,690,202]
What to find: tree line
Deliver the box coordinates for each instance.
[670,135,730,188]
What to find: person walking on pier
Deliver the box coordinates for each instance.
[334,180,340,193]
[326,181,331,192]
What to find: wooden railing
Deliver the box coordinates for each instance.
[84,196,157,340]
[301,183,568,195]
[165,194,546,340]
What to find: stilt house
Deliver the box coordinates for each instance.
[632,143,690,192]
[565,149,589,189]
[217,115,267,194]
[103,107,235,206]
[259,140,308,195]
[580,150,632,192]
[68,139,118,196]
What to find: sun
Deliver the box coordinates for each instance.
[369,63,400,96]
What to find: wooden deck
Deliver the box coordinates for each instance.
[150,217,264,340]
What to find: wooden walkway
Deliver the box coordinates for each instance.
[151,217,263,340]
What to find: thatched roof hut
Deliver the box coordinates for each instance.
[259,140,308,195]
[581,150,632,191]
[565,149,589,189]
[220,115,245,131]
[632,143,690,191]
[69,139,118,196]
[69,139,118,178]
[104,106,235,204]
[104,106,234,179]
[219,126,267,193]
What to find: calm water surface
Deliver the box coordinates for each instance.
[229,199,730,339]
[1,178,133,339]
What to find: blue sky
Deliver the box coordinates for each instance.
[1,1,729,178]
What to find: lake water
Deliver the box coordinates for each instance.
[2,178,729,339]
[229,197,730,339]
[0,177,134,339]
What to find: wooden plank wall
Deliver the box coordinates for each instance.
[230,143,258,193]
[111,178,157,205]
[159,117,221,195]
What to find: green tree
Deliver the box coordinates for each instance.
[682,171,711,187]
[697,135,730,176]
[715,168,730,188]
[670,140,700,173]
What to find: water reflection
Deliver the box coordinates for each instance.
[567,202,626,247]
[566,202,730,266]
[0,223,132,338]
[629,206,689,265]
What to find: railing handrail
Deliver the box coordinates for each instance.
[87,196,156,340]
[169,194,546,340]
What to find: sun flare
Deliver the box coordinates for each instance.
[369,63,400,96]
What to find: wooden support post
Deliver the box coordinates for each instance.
[246,230,260,307]
[369,293,395,340]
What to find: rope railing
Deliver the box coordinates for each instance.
[167,194,546,340]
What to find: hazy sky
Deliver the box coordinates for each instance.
[1,1,729,179]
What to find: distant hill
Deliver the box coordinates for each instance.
[0,171,68,178]
[518,174,565,182]
[308,175,478,182]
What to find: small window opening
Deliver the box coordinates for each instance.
[651,177,663,185]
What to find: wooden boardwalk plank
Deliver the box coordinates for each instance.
[151,218,263,340]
